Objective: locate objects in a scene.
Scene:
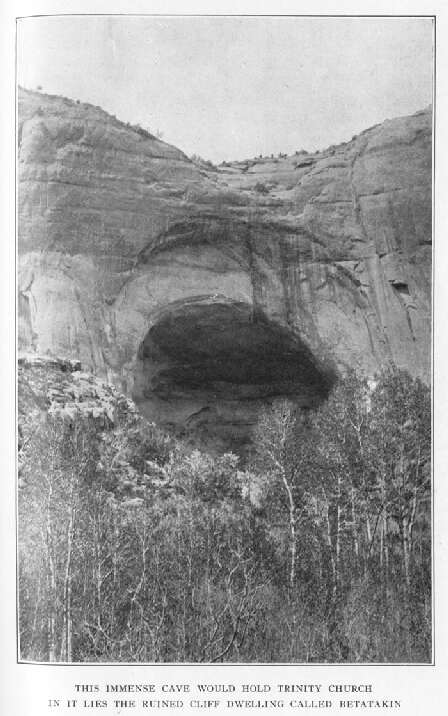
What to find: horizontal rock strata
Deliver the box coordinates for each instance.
[18,88,432,450]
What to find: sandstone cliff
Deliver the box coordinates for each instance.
[18,87,432,451]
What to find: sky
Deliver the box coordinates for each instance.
[17,16,434,163]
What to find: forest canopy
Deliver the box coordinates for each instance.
[18,365,431,663]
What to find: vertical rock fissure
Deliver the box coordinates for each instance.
[244,215,263,323]
[279,237,294,327]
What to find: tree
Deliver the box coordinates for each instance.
[19,417,99,660]
[366,369,431,659]
[18,362,431,663]
[253,399,302,590]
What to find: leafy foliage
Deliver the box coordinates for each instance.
[18,365,431,662]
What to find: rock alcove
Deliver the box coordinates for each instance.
[133,298,335,453]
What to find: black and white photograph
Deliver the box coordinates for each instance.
[15,13,433,666]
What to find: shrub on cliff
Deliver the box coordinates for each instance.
[253,181,269,194]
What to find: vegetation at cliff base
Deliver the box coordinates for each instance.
[18,366,431,663]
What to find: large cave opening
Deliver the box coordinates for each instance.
[133,299,335,454]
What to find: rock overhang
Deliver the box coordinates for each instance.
[17,89,432,452]
[132,295,336,451]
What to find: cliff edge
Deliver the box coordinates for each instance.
[18,88,432,450]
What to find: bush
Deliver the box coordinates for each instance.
[253,182,269,194]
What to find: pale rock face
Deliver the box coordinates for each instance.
[18,88,432,451]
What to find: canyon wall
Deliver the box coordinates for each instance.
[18,88,432,450]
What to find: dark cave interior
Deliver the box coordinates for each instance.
[133,300,335,453]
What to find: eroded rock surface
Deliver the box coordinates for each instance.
[18,88,432,451]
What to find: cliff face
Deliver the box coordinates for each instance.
[18,88,432,451]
